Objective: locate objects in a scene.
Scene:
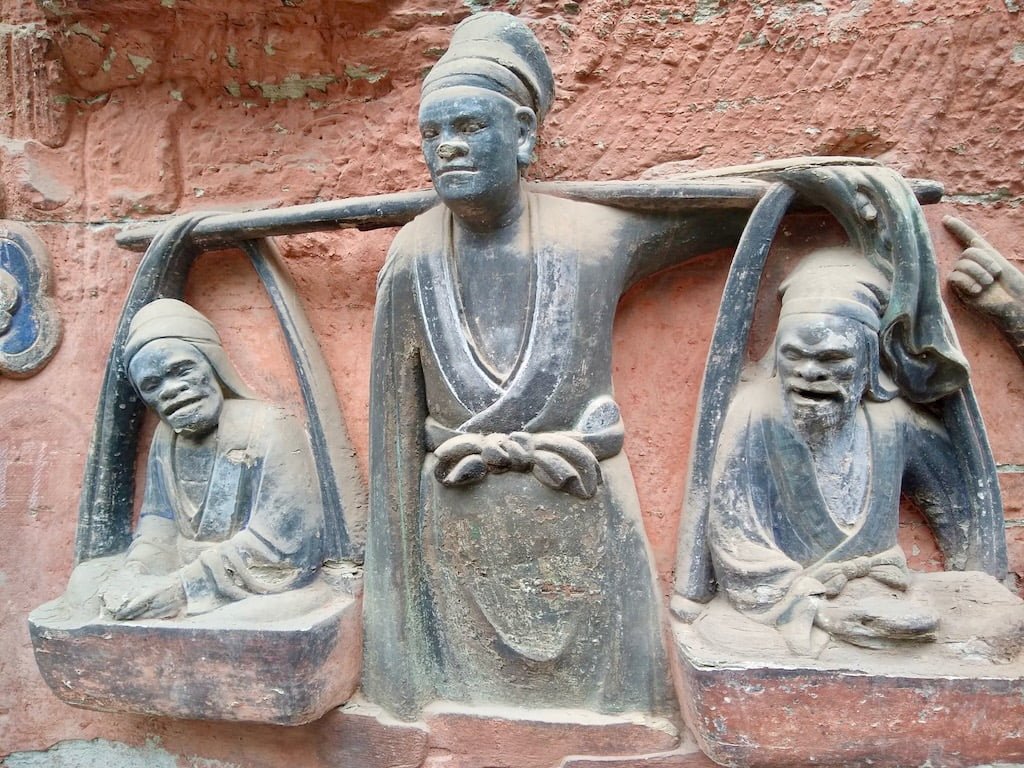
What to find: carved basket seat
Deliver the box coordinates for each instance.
[29,567,362,724]
[674,571,1024,768]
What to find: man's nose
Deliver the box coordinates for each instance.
[796,361,827,381]
[159,378,188,399]
[437,140,468,161]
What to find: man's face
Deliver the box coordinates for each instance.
[775,314,870,434]
[128,338,224,437]
[418,86,536,213]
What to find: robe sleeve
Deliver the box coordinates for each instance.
[900,401,973,570]
[123,516,179,575]
[123,423,181,575]
[361,231,435,720]
[178,407,324,614]
[621,209,750,289]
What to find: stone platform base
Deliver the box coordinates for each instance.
[28,569,362,725]
[316,699,717,768]
[673,572,1024,767]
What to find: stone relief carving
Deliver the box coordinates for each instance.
[63,299,326,621]
[0,220,61,376]
[706,247,1002,654]
[668,164,1023,765]
[363,12,756,723]
[22,9,1024,766]
[945,215,1024,360]
[671,163,1009,609]
[30,219,364,724]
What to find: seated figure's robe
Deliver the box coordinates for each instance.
[127,399,324,615]
[364,191,747,720]
[709,378,973,645]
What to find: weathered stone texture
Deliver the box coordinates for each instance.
[0,23,68,147]
[2,1,1024,766]
[422,706,680,768]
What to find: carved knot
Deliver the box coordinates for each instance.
[431,430,603,499]
[425,397,625,500]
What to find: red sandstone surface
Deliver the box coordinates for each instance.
[1,0,1023,765]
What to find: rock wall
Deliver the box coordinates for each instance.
[1,0,1023,765]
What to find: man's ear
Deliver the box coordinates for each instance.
[515,106,538,168]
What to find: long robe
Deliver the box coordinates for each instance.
[709,378,972,645]
[364,191,747,720]
[127,399,324,615]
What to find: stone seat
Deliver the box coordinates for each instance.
[673,571,1024,768]
[28,564,362,725]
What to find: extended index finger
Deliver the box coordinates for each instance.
[943,215,993,250]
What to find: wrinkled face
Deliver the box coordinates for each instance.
[129,338,224,437]
[775,314,869,433]
[418,86,536,212]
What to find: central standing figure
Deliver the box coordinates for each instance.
[364,12,746,720]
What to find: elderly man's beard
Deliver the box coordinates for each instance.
[785,388,861,441]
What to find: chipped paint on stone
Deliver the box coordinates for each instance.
[769,1,828,26]
[127,54,152,74]
[344,63,387,83]
[100,47,116,72]
[253,73,337,100]
[1012,43,1024,64]
[694,0,727,25]
[737,30,769,50]
[67,22,102,45]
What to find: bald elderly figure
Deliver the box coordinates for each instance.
[101,299,324,621]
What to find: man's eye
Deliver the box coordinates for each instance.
[171,363,193,376]
[421,128,438,140]
[819,352,851,362]
[461,121,485,133]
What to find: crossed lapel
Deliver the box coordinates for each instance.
[414,193,577,433]
[766,408,869,563]
[765,402,900,566]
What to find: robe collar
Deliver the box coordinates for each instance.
[414,190,578,433]
[764,399,900,565]
[153,401,262,541]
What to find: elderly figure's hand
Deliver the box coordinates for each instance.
[944,215,1024,324]
[103,573,186,621]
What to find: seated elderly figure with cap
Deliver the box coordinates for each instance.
[708,249,981,655]
[95,298,323,621]
[364,12,751,721]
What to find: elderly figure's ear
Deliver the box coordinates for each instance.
[515,106,538,169]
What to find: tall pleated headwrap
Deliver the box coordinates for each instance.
[776,248,896,402]
[422,12,555,123]
[778,247,890,332]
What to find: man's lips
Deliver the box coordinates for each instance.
[436,166,477,175]
[162,395,202,417]
[787,384,843,403]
